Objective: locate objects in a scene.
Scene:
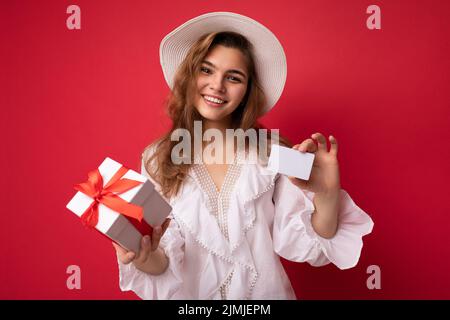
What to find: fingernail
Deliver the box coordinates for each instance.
[143,236,150,244]
[155,226,162,234]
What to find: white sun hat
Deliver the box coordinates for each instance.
[159,11,287,114]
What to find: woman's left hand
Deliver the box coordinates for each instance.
[288,132,341,194]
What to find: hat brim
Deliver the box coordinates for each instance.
[159,11,287,114]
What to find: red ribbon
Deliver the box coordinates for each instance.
[74,166,143,228]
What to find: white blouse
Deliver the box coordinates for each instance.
[116,146,374,299]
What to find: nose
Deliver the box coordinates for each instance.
[209,73,225,93]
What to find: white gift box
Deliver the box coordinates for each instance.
[66,157,172,253]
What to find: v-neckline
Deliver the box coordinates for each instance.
[203,164,231,194]
[195,148,243,195]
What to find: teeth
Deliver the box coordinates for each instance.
[204,95,225,104]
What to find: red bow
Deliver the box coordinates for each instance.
[74,166,143,228]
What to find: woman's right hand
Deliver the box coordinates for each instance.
[112,218,171,266]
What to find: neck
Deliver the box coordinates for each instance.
[202,117,233,136]
[201,117,237,161]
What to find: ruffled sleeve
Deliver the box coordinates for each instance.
[116,146,185,299]
[272,174,374,270]
[117,216,185,299]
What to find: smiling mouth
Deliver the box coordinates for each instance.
[202,95,228,106]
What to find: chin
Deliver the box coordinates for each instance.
[197,109,228,122]
[196,100,235,122]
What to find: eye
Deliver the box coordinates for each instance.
[227,76,242,83]
[200,67,211,74]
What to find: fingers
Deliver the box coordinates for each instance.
[311,133,327,151]
[300,133,338,156]
[150,219,171,251]
[126,219,172,265]
[135,235,151,263]
[161,218,171,235]
[151,226,163,251]
[294,139,317,153]
[123,251,136,264]
[329,135,338,156]
[112,242,136,264]
[112,242,127,255]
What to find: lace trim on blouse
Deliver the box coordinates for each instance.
[192,151,243,300]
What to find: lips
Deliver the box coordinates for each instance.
[202,95,228,107]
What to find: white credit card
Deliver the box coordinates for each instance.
[268,144,315,180]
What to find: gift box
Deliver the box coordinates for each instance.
[66,157,172,253]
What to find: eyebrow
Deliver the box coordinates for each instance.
[201,60,247,79]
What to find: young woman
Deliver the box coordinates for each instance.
[112,12,374,299]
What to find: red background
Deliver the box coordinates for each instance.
[2,0,449,299]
